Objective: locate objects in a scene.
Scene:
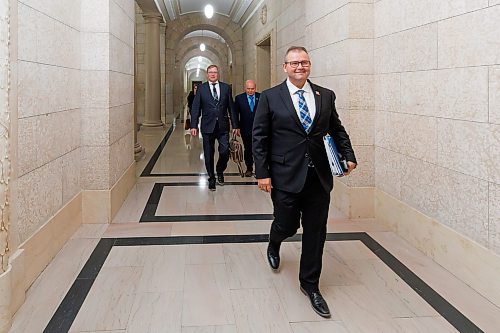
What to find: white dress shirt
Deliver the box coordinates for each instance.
[286,79,316,121]
[209,81,220,100]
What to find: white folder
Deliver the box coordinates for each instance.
[323,134,347,177]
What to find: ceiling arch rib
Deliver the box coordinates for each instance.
[175,36,229,66]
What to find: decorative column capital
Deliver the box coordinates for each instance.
[142,13,163,23]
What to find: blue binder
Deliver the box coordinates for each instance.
[323,134,348,177]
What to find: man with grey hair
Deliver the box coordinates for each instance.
[252,46,357,317]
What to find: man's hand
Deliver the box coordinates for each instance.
[232,128,241,136]
[257,178,272,193]
[190,128,198,137]
[344,161,357,176]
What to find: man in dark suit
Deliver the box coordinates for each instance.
[252,46,357,317]
[234,80,260,177]
[190,65,239,191]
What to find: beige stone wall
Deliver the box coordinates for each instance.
[0,0,11,276]
[81,0,134,192]
[306,0,375,194]
[374,1,500,254]
[242,0,306,87]
[13,0,134,241]
[16,0,82,242]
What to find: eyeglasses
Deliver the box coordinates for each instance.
[284,61,311,68]
[207,71,218,74]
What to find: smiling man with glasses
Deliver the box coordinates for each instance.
[252,46,357,318]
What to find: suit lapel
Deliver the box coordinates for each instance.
[309,80,322,130]
[244,94,251,111]
[279,81,304,132]
[218,82,225,101]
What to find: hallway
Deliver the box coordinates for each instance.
[8,125,500,332]
[1,0,500,332]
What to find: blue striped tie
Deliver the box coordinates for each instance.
[296,90,312,133]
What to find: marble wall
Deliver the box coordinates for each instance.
[305,0,375,192]
[15,0,135,240]
[16,0,82,242]
[373,1,500,254]
[242,0,306,87]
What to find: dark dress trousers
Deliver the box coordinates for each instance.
[252,80,356,292]
[234,92,260,170]
[191,81,238,178]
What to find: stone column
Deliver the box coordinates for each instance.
[0,0,12,331]
[134,65,145,161]
[142,13,163,127]
[134,24,145,161]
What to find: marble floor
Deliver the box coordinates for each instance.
[9,124,500,332]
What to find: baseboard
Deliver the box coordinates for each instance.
[7,249,24,317]
[19,193,82,290]
[83,162,136,224]
[332,180,374,218]
[111,162,136,219]
[0,266,12,333]
[375,188,500,308]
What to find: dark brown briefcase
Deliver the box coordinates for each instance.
[229,134,244,177]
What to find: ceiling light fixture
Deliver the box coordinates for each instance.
[204,4,214,18]
[200,43,206,51]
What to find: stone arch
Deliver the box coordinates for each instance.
[165,13,243,116]
[174,48,229,114]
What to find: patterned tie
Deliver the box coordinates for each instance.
[296,90,312,133]
[249,95,255,112]
[212,83,219,103]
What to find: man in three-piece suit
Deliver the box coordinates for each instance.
[252,46,357,318]
[190,64,240,191]
[234,80,260,177]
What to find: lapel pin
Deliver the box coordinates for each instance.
[315,91,320,96]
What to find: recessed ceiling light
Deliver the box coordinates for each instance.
[204,4,214,18]
[200,43,206,51]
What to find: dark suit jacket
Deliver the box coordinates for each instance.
[234,92,260,136]
[187,91,195,112]
[252,80,356,193]
[190,81,238,134]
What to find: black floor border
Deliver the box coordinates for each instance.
[143,172,244,177]
[140,125,174,177]
[45,233,483,333]
[139,182,268,223]
[138,125,249,178]
[44,238,115,333]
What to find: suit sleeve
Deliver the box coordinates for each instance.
[252,91,271,179]
[233,95,241,125]
[190,87,202,129]
[228,86,238,128]
[329,91,357,164]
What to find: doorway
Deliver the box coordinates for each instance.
[256,36,271,91]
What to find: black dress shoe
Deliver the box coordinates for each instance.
[208,178,216,191]
[244,170,253,177]
[217,174,224,186]
[300,287,331,318]
[266,244,280,271]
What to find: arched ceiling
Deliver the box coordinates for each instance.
[185,56,212,71]
[182,30,226,44]
[141,0,263,26]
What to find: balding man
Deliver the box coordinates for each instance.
[234,80,260,177]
